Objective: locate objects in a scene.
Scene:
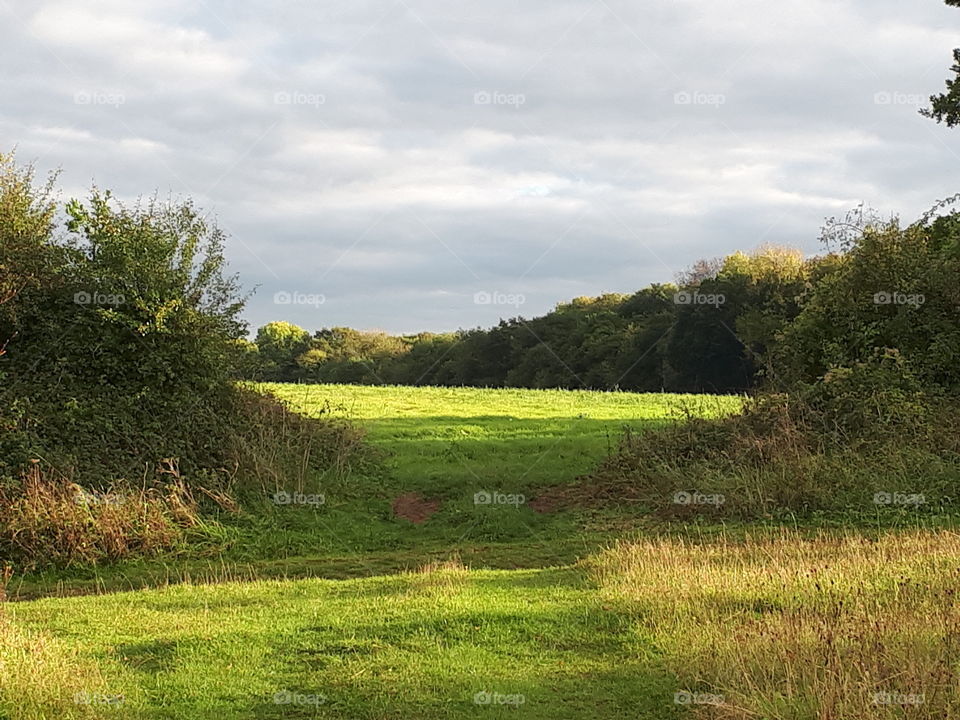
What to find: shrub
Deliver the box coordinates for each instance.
[776,210,960,391]
[0,155,370,569]
[582,367,960,519]
[581,202,960,519]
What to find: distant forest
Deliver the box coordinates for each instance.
[245,210,960,395]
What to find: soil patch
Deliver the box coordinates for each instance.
[392,492,441,524]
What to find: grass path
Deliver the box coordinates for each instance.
[7,530,960,718]
[3,567,682,719]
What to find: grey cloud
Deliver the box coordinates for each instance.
[2,0,959,334]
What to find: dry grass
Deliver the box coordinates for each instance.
[0,464,200,570]
[405,555,471,596]
[586,530,960,719]
[232,386,370,498]
[583,391,960,519]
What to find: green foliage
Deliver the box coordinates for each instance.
[0,154,59,323]
[586,203,960,520]
[921,1,960,127]
[776,211,960,390]
[3,185,252,482]
[0,156,362,524]
[248,247,813,394]
[254,320,311,380]
[587,385,960,519]
[0,154,62,477]
[798,349,936,446]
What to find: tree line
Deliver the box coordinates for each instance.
[246,211,960,395]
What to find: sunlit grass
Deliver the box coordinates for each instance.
[6,529,960,718]
[8,385,960,717]
[262,383,740,493]
[587,529,960,719]
[0,607,125,720]
[2,564,680,719]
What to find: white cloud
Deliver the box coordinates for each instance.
[29,3,246,83]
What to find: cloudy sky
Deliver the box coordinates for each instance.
[2,0,958,334]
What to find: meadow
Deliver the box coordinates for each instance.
[8,385,739,599]
[262,383,738,499]
[4,384,960,719]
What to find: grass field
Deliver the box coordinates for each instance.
[264,383,737,493]
[5,531,960,718]
[11,385,740,599]
[4,385,960,719]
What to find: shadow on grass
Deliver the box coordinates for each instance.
[246,567,684,720]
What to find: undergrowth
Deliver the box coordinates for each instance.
[579,355,960,519]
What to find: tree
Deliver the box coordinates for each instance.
[255,321,311,379]
[776,211,960,390]
[58,191,247,394]
[922,0,960,127]
[0,153,58,356]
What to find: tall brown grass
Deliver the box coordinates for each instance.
[0,463,200,570]
[586,530,960,718]
[405,555,470,597]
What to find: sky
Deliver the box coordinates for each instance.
[2,0,959,334]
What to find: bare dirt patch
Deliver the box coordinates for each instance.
[528,491,565,514]
[392,492,441,524]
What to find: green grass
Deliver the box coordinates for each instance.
[14,385,740,598]
[263,383,737,492]
[6,530,960,719]
[5,385,960,718]
[2,565,684,719]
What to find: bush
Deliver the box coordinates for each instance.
[776,210,960,390]
[579,201,960,520]
[0,154,369,568]
[582,366,960,519]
